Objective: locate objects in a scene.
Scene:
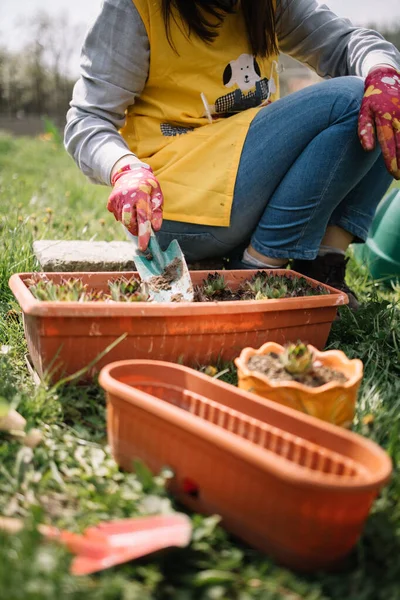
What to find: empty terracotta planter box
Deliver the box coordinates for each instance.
[9,270,347,382]
[235,343,363,428]
[99,360,392,572]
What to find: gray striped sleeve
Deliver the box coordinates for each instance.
[276,0,400,78]
[64,0,150,185]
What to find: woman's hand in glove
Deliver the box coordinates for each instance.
[107,163,164,251]
[358,65,400,180]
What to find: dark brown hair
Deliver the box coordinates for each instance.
[161,0,279,58]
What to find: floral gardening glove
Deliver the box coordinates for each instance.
[107,164,164,251]
[358,66,400,180]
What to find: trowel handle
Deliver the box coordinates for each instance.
[128,227,164,263]
[147,229,168,270]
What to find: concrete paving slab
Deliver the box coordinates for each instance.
[33,240,136,272]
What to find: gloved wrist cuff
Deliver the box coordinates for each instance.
[111,163,151,186]
[366,65,400,84]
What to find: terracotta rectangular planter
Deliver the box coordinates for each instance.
[9,270,347,382]
[99,360,392,572]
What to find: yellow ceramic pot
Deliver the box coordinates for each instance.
[235,342,363,428]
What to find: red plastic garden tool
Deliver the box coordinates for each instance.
[0,513,192,575]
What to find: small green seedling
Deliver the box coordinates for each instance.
[280,343,314,375]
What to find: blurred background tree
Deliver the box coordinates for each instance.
[0,11,82,131]
[378,23,400,48]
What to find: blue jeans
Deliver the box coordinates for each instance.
[156,77,393,261]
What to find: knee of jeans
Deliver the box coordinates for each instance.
[328,76,365,122]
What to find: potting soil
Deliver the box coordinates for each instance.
[147,257,182,292]
[247,353,348,387]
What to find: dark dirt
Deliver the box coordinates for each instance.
[148,257,183,292]
[194,282,237,302]
[247,354,348,387]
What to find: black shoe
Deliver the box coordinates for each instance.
[225,258,291,271]
[291,253,359,310]
[224,258,260,270]
[186,258,225,271]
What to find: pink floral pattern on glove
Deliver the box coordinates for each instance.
[107,165,164,251]
[358,66,400,180]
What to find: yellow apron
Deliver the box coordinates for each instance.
[121,0,279,227]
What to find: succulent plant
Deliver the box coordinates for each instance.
[239,272,329,301]
[242,273,288,300]
[108,277,150,302]
[280,343,314,375]
[261,282,288,300]
[27,275,151,303]
[202,273,229,299]
[26,270,328,304]
[244,274,266,296]
[27,276,94,302]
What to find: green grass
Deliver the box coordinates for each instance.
[1,131,400,599]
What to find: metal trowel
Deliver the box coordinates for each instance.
[131,229,194,302]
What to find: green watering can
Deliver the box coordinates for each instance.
[354,188,400,285]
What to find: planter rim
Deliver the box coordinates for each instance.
[9,270,348,318]
[99,359,391,492]
[235,343,363,395]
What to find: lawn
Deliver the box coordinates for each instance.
[0,131,400,600]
